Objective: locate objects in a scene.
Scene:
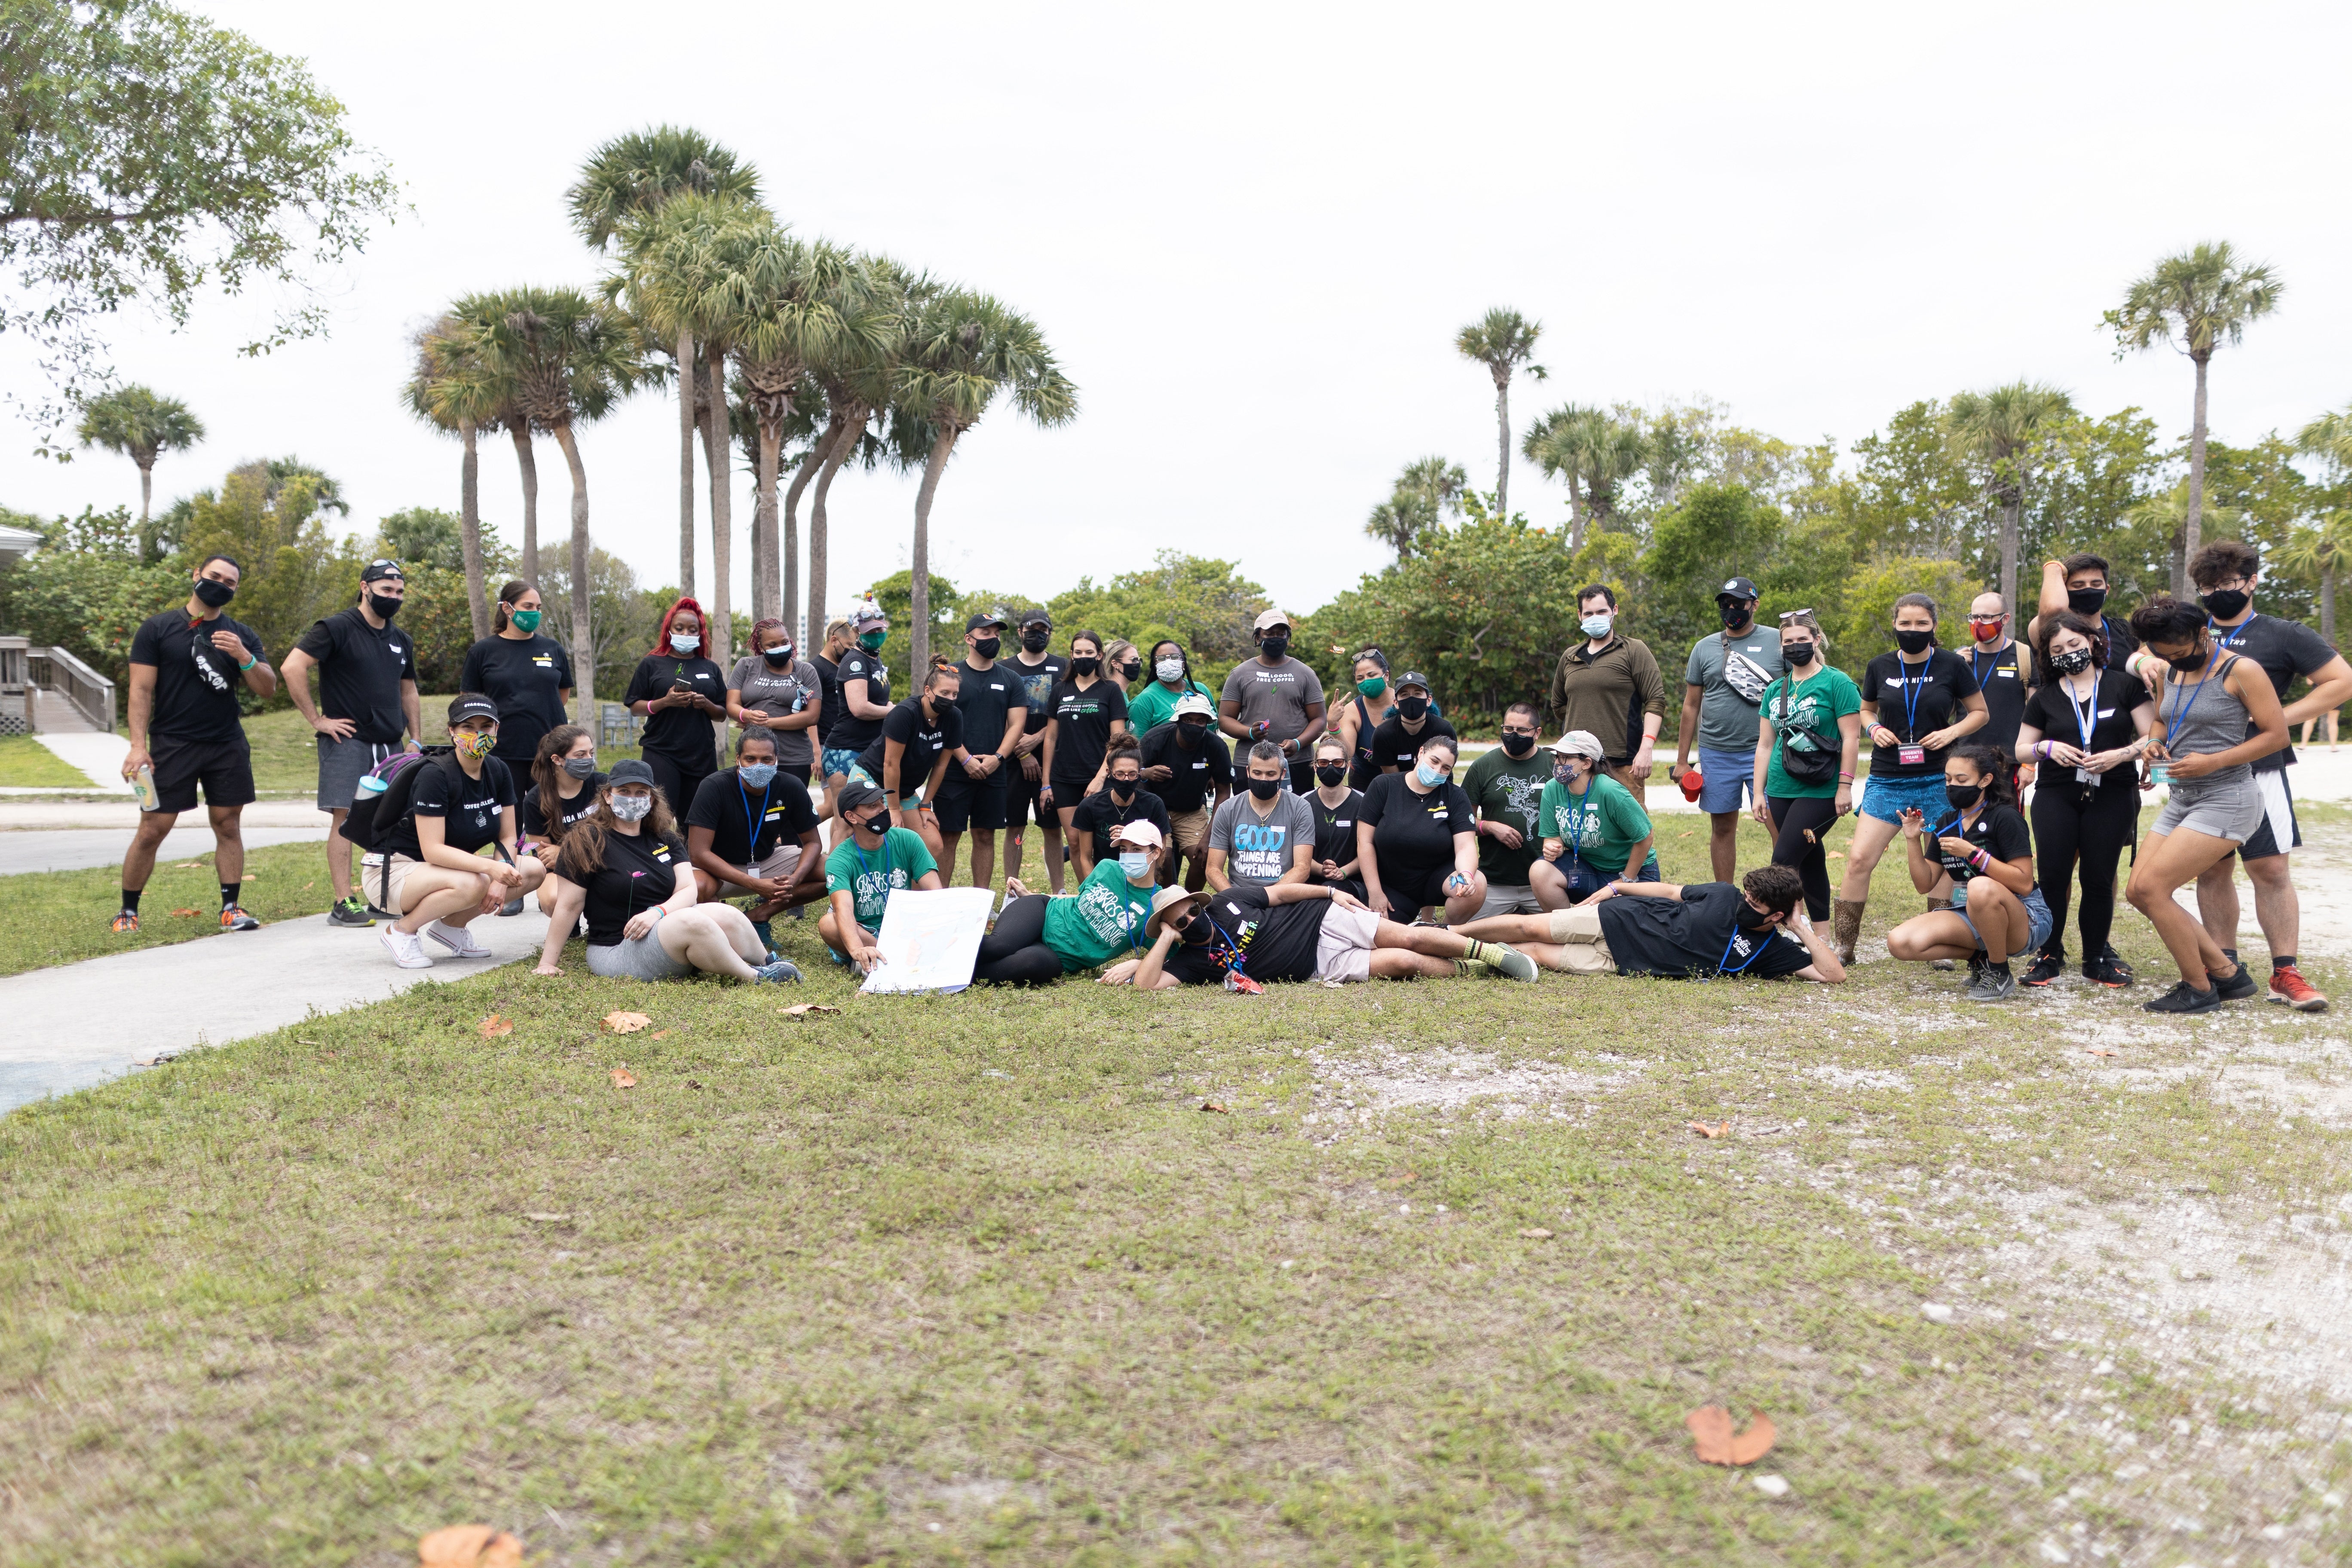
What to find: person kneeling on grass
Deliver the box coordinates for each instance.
[1530,730,1657,910]
[534,760,799,983]
[685,726,826,958]
[819,780,944,975]
[1454,863,1844,983]
[1883,744,2051,1002]
[1115,880,1539,991]
[376,694,547,969]
[971,820,1167,986]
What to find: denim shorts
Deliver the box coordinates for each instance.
[1951,882,2054,955]
[1696,745,1758,814]
[820,747,861,782]
[1859,771,1951,825]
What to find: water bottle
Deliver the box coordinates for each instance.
[132,763,160,812]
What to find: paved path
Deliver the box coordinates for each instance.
[33,731,134,793]
[0,826,327,875]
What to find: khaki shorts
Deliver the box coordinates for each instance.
[1606,764,1648,807]
[373,853,490,916]
[1168,807,1211,858]
[1542,904,1617,974]
[738,842,803,885]
[1313,899,1384,983]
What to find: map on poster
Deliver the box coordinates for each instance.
[858,887,997,994]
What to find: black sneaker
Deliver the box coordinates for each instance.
[498,897,526,917]
[2086,952,2134,988]
[1966,967,2018,1002]
[2144,980,2222,1014]
[2211,962,2258,1002]
[1966,953,1987,983]
[2022,951,2065,987]
[328,897,375,927]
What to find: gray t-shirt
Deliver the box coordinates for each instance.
[1685,627,1783,753]
[1208,789,1317,885]
[1219,656,1326,742]
[728,653,822,770]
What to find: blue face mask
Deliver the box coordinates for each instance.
[738,762,778,789]
[1415,762,1448,788]
[1580,613,1614,639]
[1118,850,1152,882]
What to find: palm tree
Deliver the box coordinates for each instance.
[2277,511,2352,649]
[2125,480,2244,593]
[466,287,643,720]
[76,386,203,538]
[1946,381,2074,614]
[1455,309,1547,516]
[571,127,760,604]
[805,257,913,640]
[1523,404,1647,553]
[892,288,1078,671]
[1363,456,1465,557]
[2104,242,2284,590]
[402,315,499,636]
[2296,403,2352,479]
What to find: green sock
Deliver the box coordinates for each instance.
[1453,958,1478,978]
[1460,939,1493,965]
[753,918,775,951]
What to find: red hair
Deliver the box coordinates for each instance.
[650,596,708,657]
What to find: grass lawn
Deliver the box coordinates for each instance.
[3,812,2349,1563]
[0,841,346,977]
[0,735,94,788]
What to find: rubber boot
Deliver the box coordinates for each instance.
[1831,897,1866,964]
[1926,896,1955,969]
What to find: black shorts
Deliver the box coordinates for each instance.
[1004,763,1051,832]
[149,732,256,814]
[2237,768,2300,861]
[936,777,1009,833]
[1376,863,1461,919]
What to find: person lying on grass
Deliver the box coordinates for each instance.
[1112,880,1539,991]
[534,759,800,984]
[973,819,1170,986]
[1453,862,1844,982]
[1883,744,2051,1002]
[819,779,943,976]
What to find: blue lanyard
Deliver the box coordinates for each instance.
[738,777,772,860]
[1198,912,1247,973]
[1715,927,1771,977]
[1561,782,1591,860]
[2160,656,2221,754]
[1968,644,2004,691]
[2210,613,2254,650]
[2064,675,2099,754]
[1894,653,1931,740]
[850,834,894,903]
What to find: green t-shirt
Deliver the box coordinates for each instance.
[823,826,938,932]
[1762,667,1862,800]
[1460,745,1552,885]
[1126,678,1216,735]
[1536,772,1657,877]
[1041,858,1157,972]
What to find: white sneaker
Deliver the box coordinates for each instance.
[380,926,434,969]
[424,919,492,959]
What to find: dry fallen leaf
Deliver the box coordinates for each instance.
[780,1003,842,1017]
[171,907,199,917]
[2085,1047,2119,1058]
[650,1029,670,1039]
[1200,1100,1229,1114]
[603,1011,652,1033]
[1687,1120,1731,1139]
[686,1078,705,1090]
[241,870,260,879]
[478,1014,514,1038]
[1518,1227,1555,1240]
[609,1067,637,1089]
[169,861,199,870]
[1686,1406,1776,1466]
[418,1524,524,1568]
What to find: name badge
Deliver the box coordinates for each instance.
[1192,760,1207,769]
[1897,746,1926,766]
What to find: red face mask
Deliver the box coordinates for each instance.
[1970,619,2004,643]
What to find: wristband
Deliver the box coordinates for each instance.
[238,658,256,671]
[1838,771,1855,781]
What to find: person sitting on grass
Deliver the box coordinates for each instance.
[974,820,1170,986]
[1882,744,2051,1002]
[685,726,826,957]
[1115,880,1540,991]
[520,724,602,918]
[1531,729,1657,910]
[1357,732,1487,924]
[818,780,944,976]
[534,759,799,984]
[1454,863,1844,983]
[375,694,547,970]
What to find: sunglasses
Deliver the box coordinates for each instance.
[1776,608,1814,622]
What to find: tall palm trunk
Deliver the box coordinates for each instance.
[807,404,867,641]
[754,418,781,626]
[511,424,541,584]
[1492,372,1511,516]
[677,328,697,601]
[910,421,960,674]
[701,357,734,665]
[137,461,153,529]
[784,422,843,646]
[2183,351,2211,594]
[457,418,489,639]
[550,420,595,723]
[1997,490,2021,623]
[2324,567,2337,649]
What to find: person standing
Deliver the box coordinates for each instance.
[1332,648,1398,789]
[622,597,727,815]
[1547,585,1667,805]
[1207,742,1317,889]
[727,616,822,787]
[1962,592,2035,788]
[1461,701,1550,917]
[1218,609,1326,793]
[1137,692,1231,891]
[853,662,965,859]
[1039,631,1129,846]
[1357,733,1486,924]
[934,611,1026,890]
[1004,607,1070,892]
[809,616,857,822]
[113,554,277,935]
[1670,576,1782,881]
[1365,671,1456,775]
[1126,639,1218,734]
[1531,730,1657,909]
[2029,554,2150,682]
[1748,612,1861,925]
[459,580,574,777]
[280,558,420,925]
[2184,540,2352,1011]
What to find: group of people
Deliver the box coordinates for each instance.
[110,540,2345,1011]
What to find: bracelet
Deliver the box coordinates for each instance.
[1838,771,1855,781]
[238,658,256,671]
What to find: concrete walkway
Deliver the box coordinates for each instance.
[32,731,134,793]
[0,826,328,875]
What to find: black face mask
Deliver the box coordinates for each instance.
[1782,640,1816,667]
[1176,723,1203,749]
[1119,659,1141,682]
[1315,763,1347,786]
[1735,901,1778,933]
[1396,695,1429,721]
[971,637,1001,659]
[1071,655,1099,676]
[1500,732,1535,757]
[367,591,402,620]
[762,646,794,667]
[1259,636,1289,661]
[2200,588,2251,621]
[193,576,235,609]
[2052,647,2094,675]
[1895,628,1934,655]
[1720,601,1752,629]
[1248,775,1284,800]
[856,812,890,838]
[1945,783,1983,810]
[1021,628,1050,653]
[1177,915,1211,946]
[1110,775,1139,799]
[2168,649,2209,673]
[2067,587,2107,616]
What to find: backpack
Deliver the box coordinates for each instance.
[339,746,462,853]
[1767,679,1838,785]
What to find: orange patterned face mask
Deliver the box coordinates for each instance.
[457,727,498,760]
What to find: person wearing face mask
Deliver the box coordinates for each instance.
[819,780,944,974]
[1357,734,1486,924]
[823,605,896,841]
[2182,540,2350,1012]
[1102,639,1143,697]
[977,821,1170,985]
[460,579,574,775]
[1126,640,1218,735]
[2123,595,2292,1013]
[1002,607,1071,892]
[1367,671,1457,776]
[537,759,799,984]
[1830,593,1990,963]
[1119,876,1540,991]
[1460,702,1552,916]
[1670,577,1783,882]
[727,616,822,786]
[1138,692,1232,891]
[1207,742,1318,889]
[810,617,859,829]
[1333,649,1398,790]
[932,611,1027,891]
[1547,585,1667,805]
[852,662,965,859]
[2029,553,2147,681]
[1457,864,1843,983]
[115,553,277,937]
[1040,631,1129,847]
[1884,745,2049,1001]
[1749,611,1862,925]
[622,597,728,816]
[1069,734,1174,879]
[280,558,421,926]
[1530,730,1657,910]
[521,724,602,916]
[2013,612,2156,989]
[1304,734,1368,900]
[1960,593,2036,790]
[1218,609,1327,793]
[685,726,826,955]
[372,695,546,970]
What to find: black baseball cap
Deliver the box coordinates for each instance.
[446,694,499,726]
[1017,607,1052,629]
[837,779,888,818]
[966,609,1008,633]
[361,558,405,584]
[1395,670,1432,694]
[606,758,656,788]
[1715,576,1761,602]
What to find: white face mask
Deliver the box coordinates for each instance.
[1155,658,1185,684]
[611,792,653,822]
[671,632,701,652]
[1580,614,1614,639]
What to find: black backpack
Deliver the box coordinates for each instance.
[339,746,465,853]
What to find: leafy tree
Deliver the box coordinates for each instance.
[1363,456,1465,557]
[1523,404,1648,551]
[1454,309,1546,516]
[536,547,666,707]
[180,462,365,677]
[1946,381,2074,614]
[2104,242,2284,588]
[1,0,398,437]
[74,386,202,533]
[2277,512,2352,647]
[403,314,499,634]
[1048,552,1274,672]
[1638,483,1787,656]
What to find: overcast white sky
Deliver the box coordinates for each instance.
[6,0,2349,625]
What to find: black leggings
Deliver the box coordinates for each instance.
[2033,782,2137,959]
[972,893,1066,986]
[642,747,717,823]
[1767,794,1842,921]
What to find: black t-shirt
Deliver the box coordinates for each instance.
[2212,613,2338,772]
[520,771,603,840]
[293,606,415,744]
[383,755,517,861]
[2097,612,2141,662]
[624,653,727,760]
[1160,882,1327,986]
[811,652,844,738]
[1366,714,1459,775]
[825,651,893,751]
[1048,678,1128,788]
[1926,800,2036,888]
[1138,721,1231,812]
[1359,772,1478,880]
[948,659,1024,770]
[1960,641,2031,759]
[1309,787,1365,869]
[129,608,265,744]
[685,766,820,865]
[856,698,965,799]
[1069,785,1174,863]
[1008,653,1069,736]
[1595,882,1817,980]
[559,829,688,948]
[2024,671,2150,799]
[1862,649,1981,777]
[459,634,574,764]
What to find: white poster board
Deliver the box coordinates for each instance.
[858,887,998,994]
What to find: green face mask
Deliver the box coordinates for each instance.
[858,630,887,652]
[1357,675,1387,698]
[509,608,542,633]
